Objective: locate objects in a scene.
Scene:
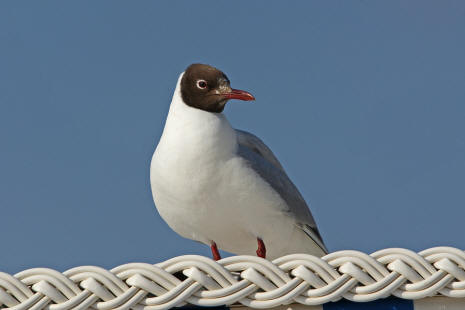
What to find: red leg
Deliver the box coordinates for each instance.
[256,238,266,258]
[210,242,221,261]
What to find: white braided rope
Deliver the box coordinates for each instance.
[1,247,465,310]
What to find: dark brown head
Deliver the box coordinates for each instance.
[180,64,255,113]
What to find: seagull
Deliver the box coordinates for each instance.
[150,64,327,260]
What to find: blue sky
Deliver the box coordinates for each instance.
[1,1,464,273]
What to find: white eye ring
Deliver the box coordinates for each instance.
[196,80,208,89]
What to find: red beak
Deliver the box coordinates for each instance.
[221,89,255,101]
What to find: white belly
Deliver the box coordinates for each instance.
[151,152,318,259]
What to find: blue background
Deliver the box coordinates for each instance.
[1,1,464,274]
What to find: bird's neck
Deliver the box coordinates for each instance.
[156,77,238,163]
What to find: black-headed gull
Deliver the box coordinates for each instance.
[151,64,327,260]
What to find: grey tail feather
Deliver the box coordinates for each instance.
[302,224,328,254]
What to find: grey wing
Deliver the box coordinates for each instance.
[235,129,327,253]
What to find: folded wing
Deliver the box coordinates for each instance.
[236,129,327,254]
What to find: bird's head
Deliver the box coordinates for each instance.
[180,63,255,113]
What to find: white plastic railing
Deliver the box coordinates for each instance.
[1,247,465,309]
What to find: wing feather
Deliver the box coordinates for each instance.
[235,129,327,253]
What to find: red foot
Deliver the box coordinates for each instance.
[256,238,266,258]
[211,242,221,261]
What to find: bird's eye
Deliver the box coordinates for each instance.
[197,80,207,89]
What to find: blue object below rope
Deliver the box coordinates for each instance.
[175,297,465,310]
[324,297,413,310]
